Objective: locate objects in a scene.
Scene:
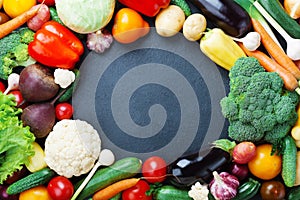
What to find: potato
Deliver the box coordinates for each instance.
[155,5,185,37]
[183,13,207,41]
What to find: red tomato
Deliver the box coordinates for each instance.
[0,81,5,93]
[47,176,74,200]
[122,180,152,200]
[142,156,167,183]
[233,141,256,164]
[8,90,24,107]
[37,0,55,6]
[55,102,74,120]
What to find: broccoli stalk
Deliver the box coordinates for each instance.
[221,57,299,143]
[0,28,36,80]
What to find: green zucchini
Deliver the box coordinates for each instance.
[6,167,55,195]
[282,135,297,187]
[232,178,261,200]
[58,69,80,103]
[171,0,192,16]
[75,157,142,200]
[153,185,192,200]
[257,0,300,39]
[288,185,300,200]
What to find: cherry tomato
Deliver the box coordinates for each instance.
[142,156,167,183]
[260,180,285,200]
[8,90,24,107]
[232,141,256,164]
[3,0,36,18]
[248,144,282,180]
[0,81,6,93]
[47,176,74,200]
[55,102,74,120]
[37,0,55,6]
[19,186,52,200]
[122,180,152,200]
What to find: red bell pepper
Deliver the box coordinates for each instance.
[118,0,171,17]
[28,21,84,70]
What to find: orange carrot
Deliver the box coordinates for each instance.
[92,178,140,200]
[0,5,41,39]
[239,43,299,92]
[251,18,300,80]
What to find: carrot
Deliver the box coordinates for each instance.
[239,43,299,92]
[92,178,140,200]
[251,18,300,80]
[0,5,41,39]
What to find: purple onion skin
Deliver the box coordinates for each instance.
[209,171,240,200]
[229,162,249,181]
[0,185,18,200]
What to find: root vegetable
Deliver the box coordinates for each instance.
[183,13,206,41]
[155,5,185,37]
[19,64,59,102]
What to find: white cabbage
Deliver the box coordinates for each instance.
[55,0,115,34]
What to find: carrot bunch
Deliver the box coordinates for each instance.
[239,18,300,93]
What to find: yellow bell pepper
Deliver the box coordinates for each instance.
[200,28,246,70]
[25,142,47,173]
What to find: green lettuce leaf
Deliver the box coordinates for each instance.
[0,93,35,184]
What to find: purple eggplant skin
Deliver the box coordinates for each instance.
[167,148,231,188]
[187,0,252,37]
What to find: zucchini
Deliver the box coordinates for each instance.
[6,167,55,195]
[288,185,300,200]
[257,0,300,39]
[171,0,192,16]
[58,69,80,103]
[282,135,297,187]
[75,157,142,200]
[153,185,192,200]
[232,178,261,200]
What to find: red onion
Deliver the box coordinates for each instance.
[209,171,240,200]
[0,185,18,200]
[229,162,249,181]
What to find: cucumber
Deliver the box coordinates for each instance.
[171,0,192,16]
[75,157,142,200]
[153,185,192,200]
[232,178,261,200]
[58,69,80,103]
[282,135,297,187]
[257,0,300,39]
[288,185,300,200]
[6,167,55,195]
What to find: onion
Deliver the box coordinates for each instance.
[229,162,249,181]
[0,185,18,200]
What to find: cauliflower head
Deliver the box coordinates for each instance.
[44,119,101,178]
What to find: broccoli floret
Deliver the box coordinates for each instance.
[264,123,291,144]
[228,120,264,142]
[220,57,299,143]
[0,28,35,80]
[220,94,239,121]
[229,57,265,79]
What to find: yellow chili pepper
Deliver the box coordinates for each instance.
[200,28,246,70]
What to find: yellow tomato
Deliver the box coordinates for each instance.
[0,0,3,9]
[19,186,52,200]
[248,143,282,180]
[3,0,36,18]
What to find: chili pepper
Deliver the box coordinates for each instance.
[118,0,171,17]
[28,21,84,69]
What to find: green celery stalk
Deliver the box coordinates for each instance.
[234,0,283,50]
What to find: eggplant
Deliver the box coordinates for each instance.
[167,148,231,188]
[187,0,252,37]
